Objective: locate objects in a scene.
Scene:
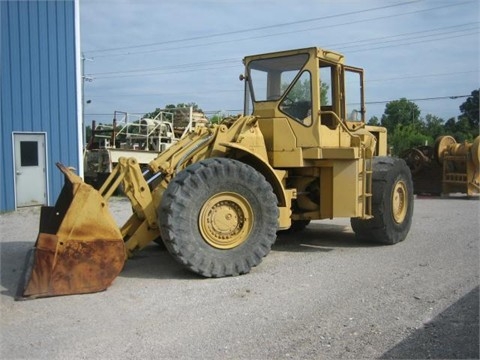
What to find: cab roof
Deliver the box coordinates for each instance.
[243,47,345,65]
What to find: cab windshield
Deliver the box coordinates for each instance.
[247,53,309,102]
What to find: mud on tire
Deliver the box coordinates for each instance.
[351,157,414,245]
[159,158,279,277]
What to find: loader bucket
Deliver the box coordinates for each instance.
[16,163,125,300]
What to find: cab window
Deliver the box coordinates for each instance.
[279,71,313,126]
[247,54,309,102]
[319,64,336,128]
[344,69,364,123]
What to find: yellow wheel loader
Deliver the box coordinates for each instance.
[17,47,414,299]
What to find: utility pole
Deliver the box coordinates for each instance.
[81,53,93,148]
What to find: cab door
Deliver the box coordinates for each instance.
[343,66,366,130]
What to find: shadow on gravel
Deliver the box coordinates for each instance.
[1,222,377,297]
[119,244,200,281]
[0,241,200,299]
[0,241,33,298]
[416,194,479,201]
[381,286,480,359]
[274,222,375,252]
[0,242,201,299]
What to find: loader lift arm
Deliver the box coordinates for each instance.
[98,124,217,257]
[97,116,292,259]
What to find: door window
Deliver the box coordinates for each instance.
[319,66,332,106]
[20,141,39,166]
[344,68,365,123]
[279,71,313,126]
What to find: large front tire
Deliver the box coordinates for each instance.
[159,158,279,277]
[351,157,414,245]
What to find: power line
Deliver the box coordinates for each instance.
[87,70,479,94]
[366,94,471,105]
[87,1,475,59]
[323,22,478,49]
[84,1,419,54]
[368,70,479,83]
[89,58,238,77]
[86,22,478,78]
[84,94,472,117]
[91,64,239,80]
[346,30,478,54]
[86,29,479,80]
[334,24,478,51]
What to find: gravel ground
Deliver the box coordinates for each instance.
[0,195,479,359]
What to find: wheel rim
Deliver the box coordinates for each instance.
[199,192,253,249]
[392,180,408,224]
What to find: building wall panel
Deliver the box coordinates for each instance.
[0,0,80,211]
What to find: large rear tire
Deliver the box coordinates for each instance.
[159,158,279,277]
[351,157,414,245]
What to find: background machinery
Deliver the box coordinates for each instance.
[84,108,208,189]
[18,47,414,299]
[402,135,480,196]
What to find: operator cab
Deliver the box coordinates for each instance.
[243,47,365,131]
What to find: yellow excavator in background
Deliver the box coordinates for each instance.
[18,47,414,299]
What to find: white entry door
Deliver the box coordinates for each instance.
[13,133,47,207]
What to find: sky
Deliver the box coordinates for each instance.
[80,0,479,126]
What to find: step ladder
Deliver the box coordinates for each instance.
[360,148,373,219]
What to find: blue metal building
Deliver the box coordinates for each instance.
[1,0,82,212]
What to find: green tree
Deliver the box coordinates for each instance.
[444,116,475,142]
[381,98,421,135]
[459,89,479,136]
[165,102,202,112]
[209,114,222,124]
[390,123,433,156]
[85,125,92,143]
[145,103,202,118]
[367,116,380,126]
[423,114,445,141]
[209,111,233,124]
[281,80,329,105]
[144,108,162,119]
[320,81,329,105]
[144,103,203,127]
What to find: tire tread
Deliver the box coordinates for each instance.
[159,158,278,277]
